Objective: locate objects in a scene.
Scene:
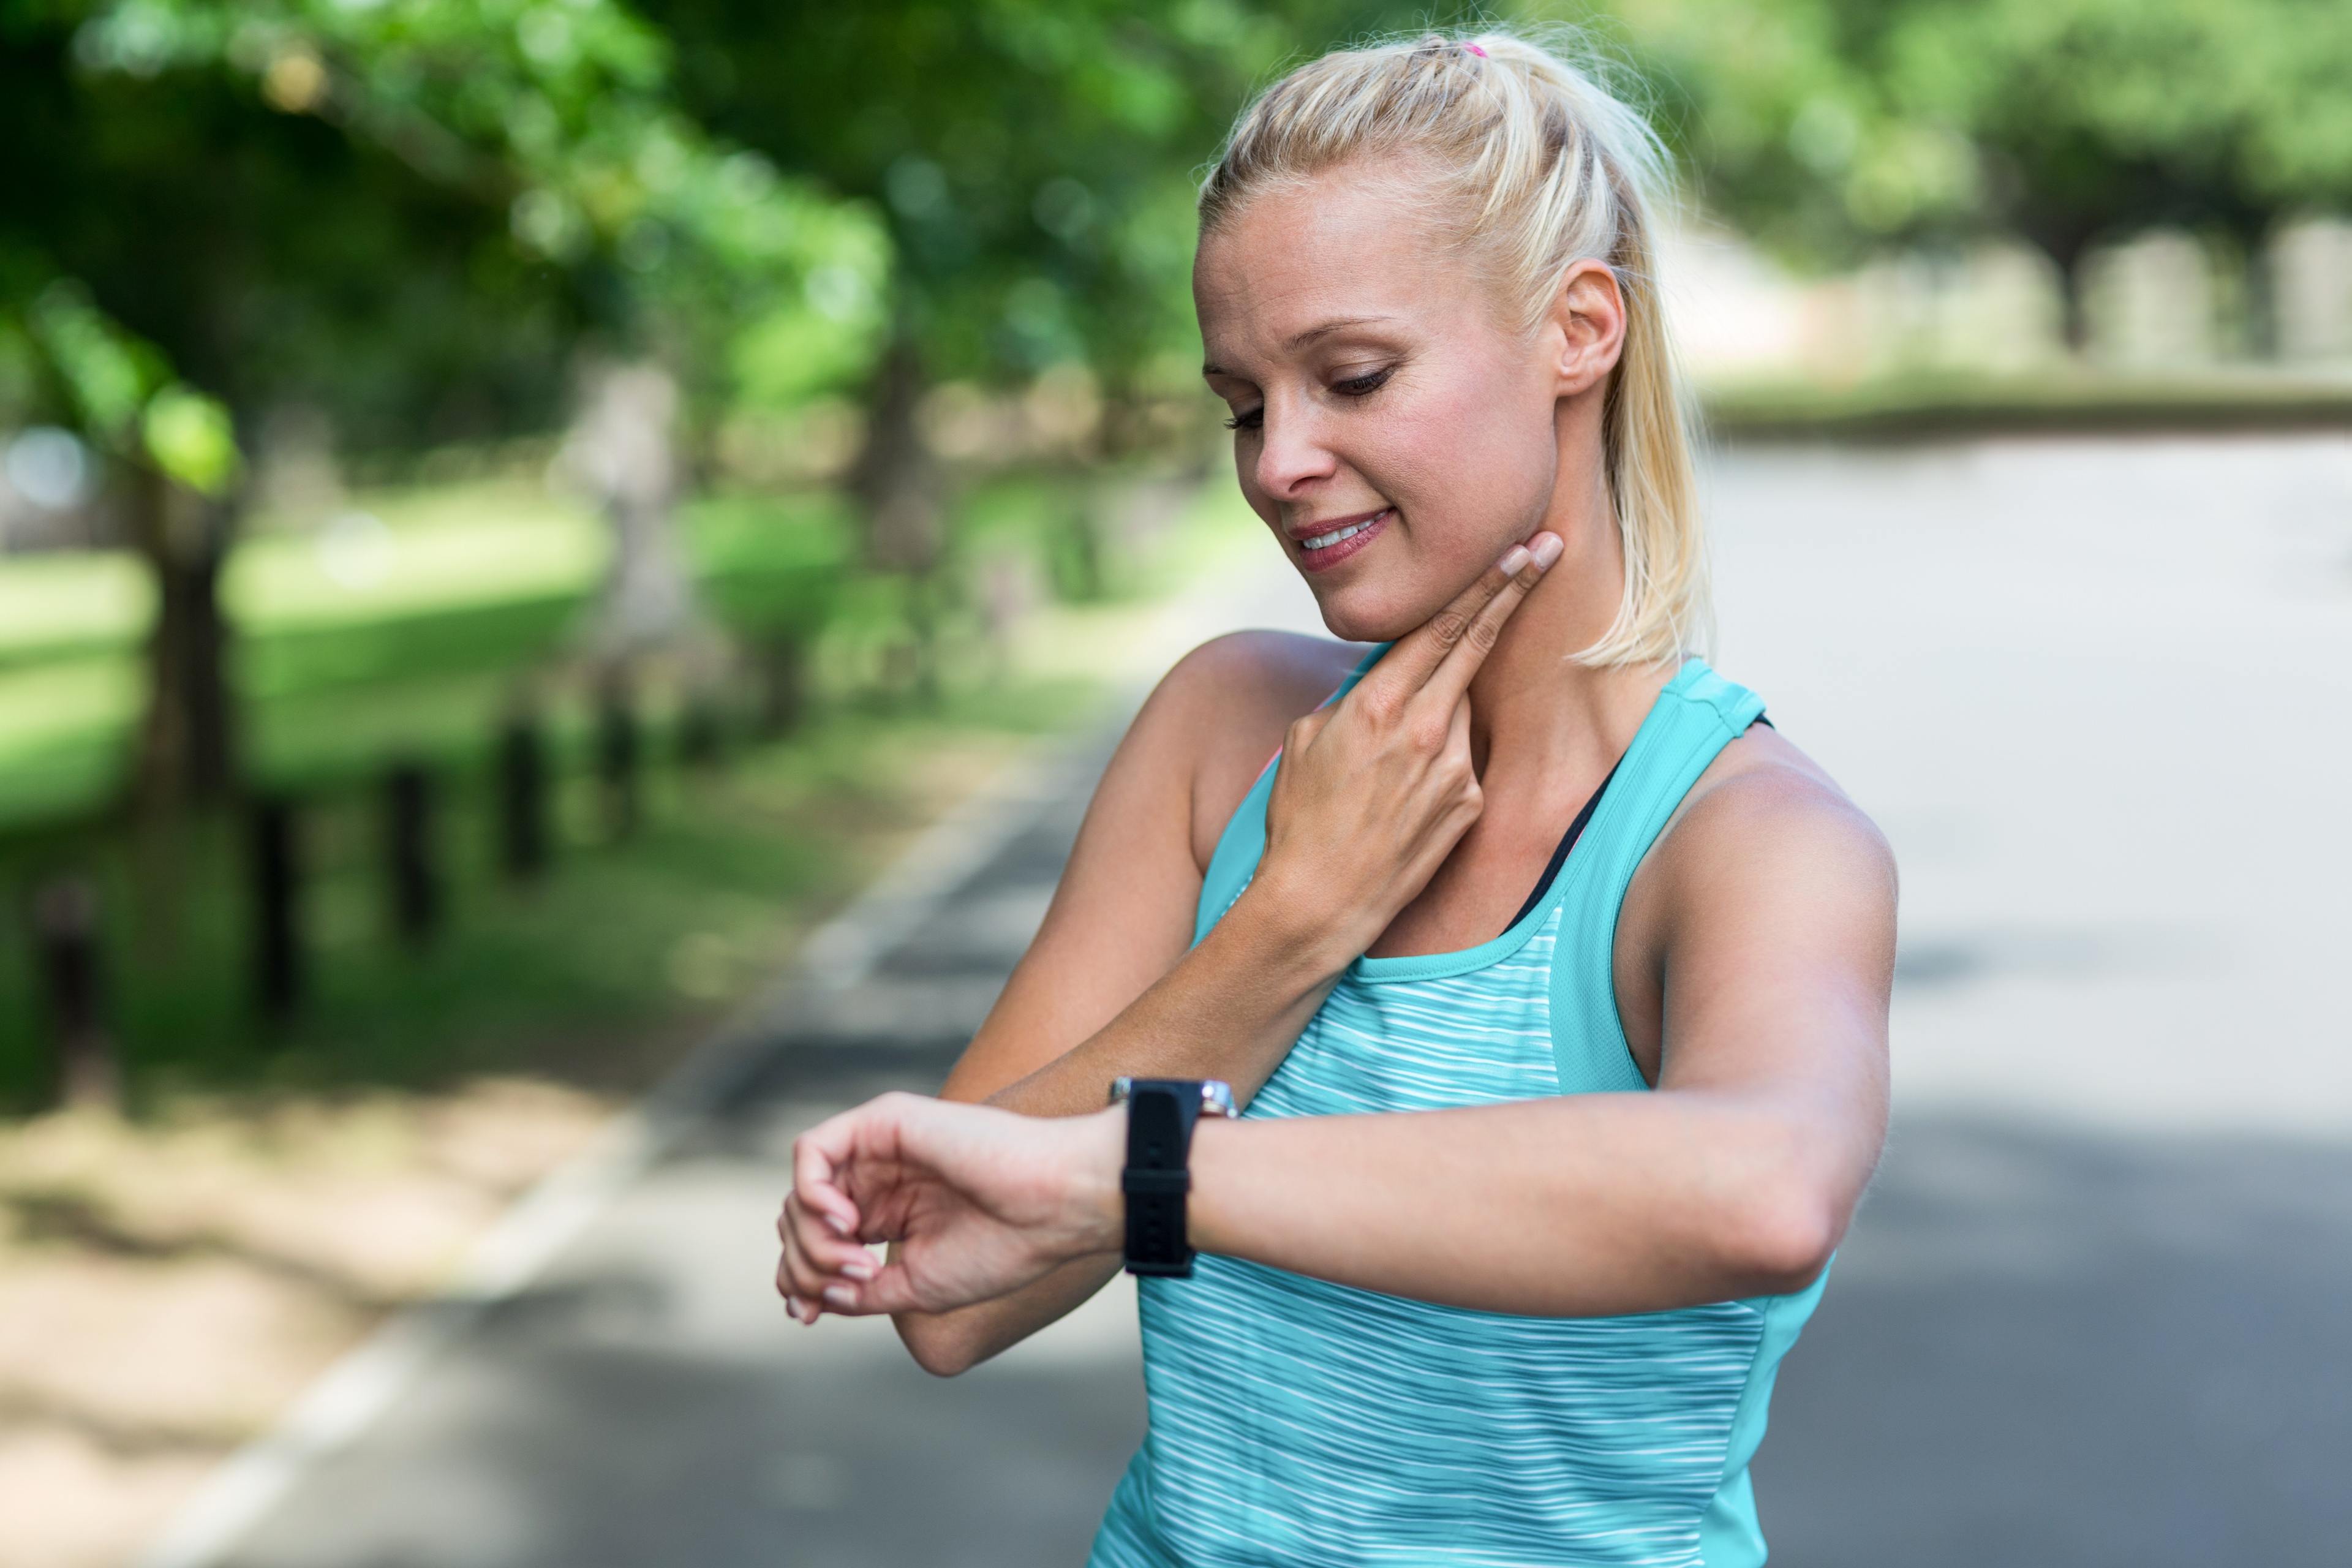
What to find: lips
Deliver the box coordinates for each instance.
[1286,506,1389,545]
[1293,507,1391,573]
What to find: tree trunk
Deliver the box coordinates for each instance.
[845,320,946,575]
[127,462,237,813]
[2018,211,2102,363]
[845,303,949,706]
[564,360,707,661]
[2221,216,2280,360]
[2053,247,2092,360]
[123,462,238,962]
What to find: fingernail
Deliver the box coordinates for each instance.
[823,1214,850,1237]
[821,1284,856,1308]
[1530,533,1564,568]
[785,1294,803,1317]
[1496,545,1531,577]
[840,1260,875,1281]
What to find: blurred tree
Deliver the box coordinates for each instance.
[0,0,868,818]
[1585,0,2352,354]
[1,6,554,817]
[1879,0,2352,353]
[642,0,1429,692]
[1586,0,1924,265]
[655,2,1224,562]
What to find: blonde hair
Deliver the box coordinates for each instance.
[1198,22,1711,667]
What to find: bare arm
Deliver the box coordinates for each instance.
[1182,769,1894,1311]
[783,763,1895,1319]
[888,895,1349,1374]
[891,643,1356,1374]
[783,535,1565,1370]
[882,630,1345,1376]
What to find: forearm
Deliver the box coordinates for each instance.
[813,1090,1852,1335]
[1183,1091,1848,1316]
[895,884,1343,1370]
[889,1251,1121,1378]
[984,883,1346,1118]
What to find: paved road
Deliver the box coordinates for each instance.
[200,435,2352,1567]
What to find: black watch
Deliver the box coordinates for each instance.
[1107,1077,1237,1277]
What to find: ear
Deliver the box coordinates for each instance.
[1544,258,1627,399]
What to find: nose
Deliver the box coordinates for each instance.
[1251,394,1338,502]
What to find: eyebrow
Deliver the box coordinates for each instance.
[1202,314,1398,378]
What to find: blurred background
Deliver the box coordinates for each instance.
[1,2,2348,1566]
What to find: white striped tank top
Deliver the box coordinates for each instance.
[1087,645,1833,1568]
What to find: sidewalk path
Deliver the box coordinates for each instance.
[173,436,2352,1566]
[206,718,1161,1568]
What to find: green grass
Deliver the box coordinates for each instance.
[0,461,1243,831]
[0,478,861,828]
[1701,364,2352,440]
[0,671,1104,1117]
[0,456,1245,1117]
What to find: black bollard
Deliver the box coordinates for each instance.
[497,713,549,882]
[756,635,805,739]
[31,874,117,1110]
[384,761,441,946]
[595,669,639,839]
[250,794,303,1022]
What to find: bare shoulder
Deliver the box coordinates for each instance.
[1156,627,1365,710]
[1613,722,1898,1087]
[933,629,1360,1105]
[1654,724,1897,900]
[1625,726,1898,959]
[1148,630,1369,873]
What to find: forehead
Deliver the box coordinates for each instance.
[1194,160,1480,366]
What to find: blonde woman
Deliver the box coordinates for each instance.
[777,24,1893,1566]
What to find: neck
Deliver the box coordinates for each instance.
[1462,445,1676,798]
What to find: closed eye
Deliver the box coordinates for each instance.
[1222,366,1394,431]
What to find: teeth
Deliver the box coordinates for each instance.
[1303,511,1384,550]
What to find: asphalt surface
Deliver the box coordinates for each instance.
[201,434,2352,1567]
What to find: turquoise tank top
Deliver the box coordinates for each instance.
[1088,645,1833,1568]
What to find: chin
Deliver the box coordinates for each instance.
[1309,576,1436,645]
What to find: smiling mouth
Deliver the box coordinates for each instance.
[1300,515,1382,550]
[1292,507,1391,573]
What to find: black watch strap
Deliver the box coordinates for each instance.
[1120,1079,1207,1277]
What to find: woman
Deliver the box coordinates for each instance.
[777,24,1893,1567]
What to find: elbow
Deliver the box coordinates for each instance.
[891,1310,984,1379]
[1721,1187,1842,1297]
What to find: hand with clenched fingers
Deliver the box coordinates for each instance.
[775,1093,1125,1324]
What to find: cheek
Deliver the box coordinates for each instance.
[1303,458,1537,641]
[1382,368,1556,559]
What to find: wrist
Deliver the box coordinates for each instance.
[1180,1112,1238,1259]
[1226,871,1357,983]
[1068,1106,1126,1258]
[1102,1077,1240,1276]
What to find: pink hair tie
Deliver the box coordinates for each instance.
[1463,42,1488,57]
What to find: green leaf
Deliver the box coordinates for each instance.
[140,383,242,496]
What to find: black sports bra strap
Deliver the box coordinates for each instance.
[1497,708,1770,937]
[1501,757,1621,935]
